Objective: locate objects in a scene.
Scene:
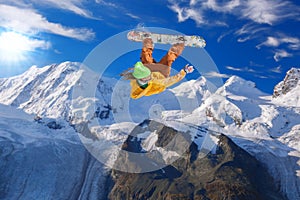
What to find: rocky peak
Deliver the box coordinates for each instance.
[273,67,300,97]
[111,120,192,173]
[108,120,284,200]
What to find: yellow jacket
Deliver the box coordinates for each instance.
[130,70,186,99]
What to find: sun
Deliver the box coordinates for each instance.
[0,31,31,63]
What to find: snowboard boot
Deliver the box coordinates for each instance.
[143,38,154,49]
[158,43,184,67]
[141,38,155,64]
[169,43,185,56]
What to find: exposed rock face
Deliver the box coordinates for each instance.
[111,120,192,173]
[273,68,300,97]
[108,120,285,200]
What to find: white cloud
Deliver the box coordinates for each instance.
[288,43,300,51]
[241,0,297,25]
[226,66,242,71]
[217,33,227,43]
[263,37,280,47]
[281,37,300,50]
[256,37,280,49]
[204,71,230,78]
[217,30,234,43]
[254,75,268,79]
[226,65,257,73]
[45,0,92,17]
[95,0,117,8]
[281,37,299,44]
[126,13,141,20]
[27,38,51,50]
[241,1,278,25]
[256,35,300,50]
[234,23,268,43]
[273,50,292,62]
[203,0,240,13]
[54,49,62,54]
[2,0,106,19]
[31,0,93,18]
[0,4,95,41]
[249,61,264,68]
[168,0,299,27]
[237,36,251,43]
[270,66,282,73]
[255,35,298,61]
[169,3,206,25]
[0,0,27,7]
[189,0,198,6]
[235,23,268,39]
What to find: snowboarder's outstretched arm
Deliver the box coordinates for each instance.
[161,70,186,88]
[161,64,194,88]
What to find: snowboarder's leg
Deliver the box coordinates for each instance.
[140,38,156,64]
[159,43,185,67]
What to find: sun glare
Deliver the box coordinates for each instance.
[0,31,31,63]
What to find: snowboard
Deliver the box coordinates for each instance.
[127,30,206,48]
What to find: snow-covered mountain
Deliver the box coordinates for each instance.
[0,104,110,200]
[176,73,300,200]
[0,62,299,199]
[273,67,300,107]
[0,62,80,118]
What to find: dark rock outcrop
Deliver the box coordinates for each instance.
[273,68,300,97]
[108,120,285,200]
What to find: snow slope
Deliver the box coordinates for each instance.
[0,104,109,200]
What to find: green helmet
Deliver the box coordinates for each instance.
[132,61,151,79]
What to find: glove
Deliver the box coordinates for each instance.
[184,64,194,74]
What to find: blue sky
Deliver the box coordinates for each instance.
[0,0,299,94]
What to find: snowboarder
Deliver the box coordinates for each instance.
[121,38,194,99]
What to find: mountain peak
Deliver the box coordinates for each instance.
[273,67,300,98]
[224,75,255,88]
[216,75,265,98]
[170,76,211,99]
[0,61,85,118]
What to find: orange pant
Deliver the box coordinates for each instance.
[140,47,178,77]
